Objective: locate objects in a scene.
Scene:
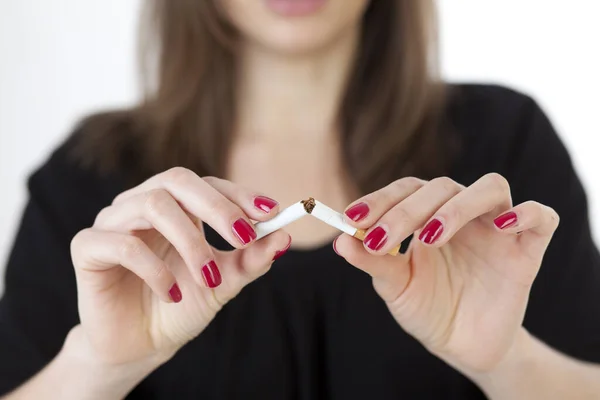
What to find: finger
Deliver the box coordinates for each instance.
[417,173,513,247]
[203,176,280,221]
[95,189,220,288]
[360,177,464,254]
[238,230,291,281]
[343,177,426,227]
[333,234,411,302]
[71,229,177,303]
[112,167,257,248]
[211,230,291,303]
[114,171,280,222]
[493,201,560,261]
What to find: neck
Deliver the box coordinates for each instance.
[235,28,360,142]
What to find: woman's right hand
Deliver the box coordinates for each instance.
[69,167,290,368]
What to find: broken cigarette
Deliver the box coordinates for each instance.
[255,200,307,240]
[254,198,399,256]
[305,198,400,256]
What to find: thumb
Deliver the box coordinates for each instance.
[334,233,412,303]
[214,230,291,298]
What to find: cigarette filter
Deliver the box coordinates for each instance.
[306,199,400,256]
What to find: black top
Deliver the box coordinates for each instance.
[1,85,599,399]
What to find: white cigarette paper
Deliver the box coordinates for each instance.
[253,197,400,256]
[311,200,357,236]
[311,200,400,256]
[254,201,307,240]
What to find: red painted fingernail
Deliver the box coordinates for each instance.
[419,219,444,245]
[232,218,257,245]
[273,237,292,261]
[345,202,370,222]
[254,196,279,213]
[201,260,222,288]
[364,226,388,251]
[494,212,518,230]
[333,237,340,255]
[169,283,182,303]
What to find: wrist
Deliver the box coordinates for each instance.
[58,326,171,398]
[467,327,535,398]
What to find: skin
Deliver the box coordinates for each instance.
[5,0,600,399]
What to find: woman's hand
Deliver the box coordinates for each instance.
[335,173,560,375]
[69,167,290,368]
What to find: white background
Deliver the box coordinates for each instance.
[1,1,599,294]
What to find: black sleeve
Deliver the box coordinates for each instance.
[0,142,121,395]
[503,96,600,363]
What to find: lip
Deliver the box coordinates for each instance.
[265,0,327,17]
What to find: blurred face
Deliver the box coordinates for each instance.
[221,0,370,55]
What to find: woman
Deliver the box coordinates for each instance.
[1,0,599,398]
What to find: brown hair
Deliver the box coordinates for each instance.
[75,0,450,193]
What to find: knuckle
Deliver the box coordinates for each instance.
[111,192,127,205]
[206,196,237,219]
[202,176,220,185]
[392,207,413,227]
[70,228,91,252]
[166,167,195,185]
[93,206,111,227]
[70,229,100,268]
[391,177,424,193]
[147,262,168,281]
[486,173,510,195]
[403,176,426,190]
[119,236,145,260]
[546,206,560,225]
[180,232,205,255]
[144,189,172,216]
[432,176,460,194]
[378,190,396,208]
[442,205,462,224]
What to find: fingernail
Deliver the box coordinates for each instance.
[201,260,222,288]
[254,196,279,214]
[232,218,257,245]
[273,237,292,261]
[333,237,340,255]
[419,219,444,245]
[345,202,370,222]
[364,226,388,251]
[169,283,182,303]
[494,212,518,230]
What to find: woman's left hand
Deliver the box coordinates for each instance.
[335,173,560,375]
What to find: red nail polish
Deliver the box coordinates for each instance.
[254,196,279,213]
[419,219,444,245]
[232,218,257,245]
[364,226,388,251]
[333,238,340,255]
[169,283,182,303]
[345,202,370,222]
[273,237,292,261]
[494,212,518,230]
[201,260,222,288]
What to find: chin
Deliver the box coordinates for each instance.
[222,0,370,56]
[248,21,354,56]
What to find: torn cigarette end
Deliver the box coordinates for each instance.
[254,201,307,240]
[301,197,316,214]
[354,229,401,256]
